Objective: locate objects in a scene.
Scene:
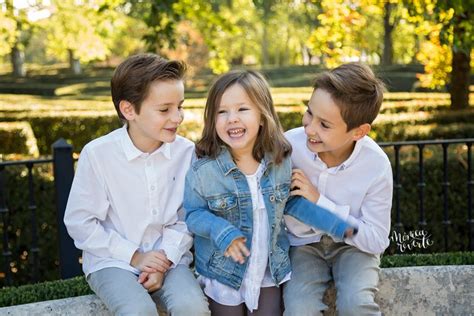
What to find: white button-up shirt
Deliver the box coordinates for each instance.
[64,126,194,276]
[284,127,393,255]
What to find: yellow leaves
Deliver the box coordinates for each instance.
[416,40,452,89]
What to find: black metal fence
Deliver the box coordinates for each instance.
[0,138,473,286]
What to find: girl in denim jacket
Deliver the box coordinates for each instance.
[183,70,356,316]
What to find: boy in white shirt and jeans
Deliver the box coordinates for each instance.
[283,63,392,315]
[64,54,209,315]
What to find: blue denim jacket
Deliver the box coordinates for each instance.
[183,147,351,289]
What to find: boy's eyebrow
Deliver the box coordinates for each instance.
[315,114,334,125]
[157,99,185,106]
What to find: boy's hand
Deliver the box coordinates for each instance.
[344,227,358,238]
[138,271,164,293]
[290,169,320,203]
[224,237,250,264]
[130,250,171,273]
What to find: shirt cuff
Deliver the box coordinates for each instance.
[111,239,139,265]
[161,229,193,265]
[317,194,350,220]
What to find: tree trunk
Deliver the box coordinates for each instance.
[450,49,470,109]
[262,22,269,66]
[382,1,394,66]
[68,49,82,75]
[11,44,26,77]
[450,10,470,110]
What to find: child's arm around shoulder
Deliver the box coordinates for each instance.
[63,146,138,265]
[183,162,245,253]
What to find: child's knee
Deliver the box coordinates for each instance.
[112,300,158,315]
[336,290,380,316]
[167,295,210,316]
[283,295,325,316]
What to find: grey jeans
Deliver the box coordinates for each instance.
[282,236,381,316]
[87,265,210,316]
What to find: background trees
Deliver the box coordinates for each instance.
[0,0,471,106]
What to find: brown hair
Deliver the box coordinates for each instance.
[313,62,385,131]
[196,70,291,164]
[111,53,186,122]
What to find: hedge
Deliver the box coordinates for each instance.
[0,122,39,157]
[0,251,472,308]
[1,106,473,155]
[1,151,472,288]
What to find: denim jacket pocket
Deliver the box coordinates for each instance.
[208,194,237,211]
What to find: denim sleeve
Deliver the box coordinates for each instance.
[284,195,353,239]
[183,168,244,253]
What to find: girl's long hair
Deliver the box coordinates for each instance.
[196,70,291,164]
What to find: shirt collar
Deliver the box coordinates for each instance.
[120,125,172,161]
[311,137,365,172]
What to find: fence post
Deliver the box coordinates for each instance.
[52,139,82,279]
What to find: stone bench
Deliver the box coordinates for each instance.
[1,266,473,315]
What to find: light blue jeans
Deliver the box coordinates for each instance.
[283,236,381,316]
[87,265,210,315]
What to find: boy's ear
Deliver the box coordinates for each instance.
[119,100,136,120]
[352,123,371,141]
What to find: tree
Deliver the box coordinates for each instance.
[0,0,39,77]
[405,0,473,109]
[44,0,122,74]
[306,0,383,67]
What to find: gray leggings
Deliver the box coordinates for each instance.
[208,286,282,316]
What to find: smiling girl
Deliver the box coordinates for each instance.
[183,70,356,316]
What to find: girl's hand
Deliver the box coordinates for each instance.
[138,271,165,293]
[290,169,320,203]
[224,237,250,264]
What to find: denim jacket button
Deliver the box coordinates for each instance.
[270,195,275,202]
[220,202,226,208]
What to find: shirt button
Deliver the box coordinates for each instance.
[150,185,155,191]
[146,161,151,167]
[152,209,158,215]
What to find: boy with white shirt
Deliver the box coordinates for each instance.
[64,54,209,315]
[283,63,392,316]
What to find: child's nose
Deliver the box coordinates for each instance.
[171,109,183,123]
[305,123,317,135]
[227,111,239,123]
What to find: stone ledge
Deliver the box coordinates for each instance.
[0,265,473,316]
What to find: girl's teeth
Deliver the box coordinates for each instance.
[229,128,245,136]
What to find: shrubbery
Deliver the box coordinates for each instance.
[1,151,472,287]
[0,122,39,156]
[2,105,473,155]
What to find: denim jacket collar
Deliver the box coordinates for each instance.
[215,147,273,176]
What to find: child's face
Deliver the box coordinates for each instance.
[126,79,184,152]
[216,84,262,157]
[302,88,357,159]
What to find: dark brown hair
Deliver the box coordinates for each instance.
[111,53,186,122]
[313,62,385,131]
[196,70,291,164]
